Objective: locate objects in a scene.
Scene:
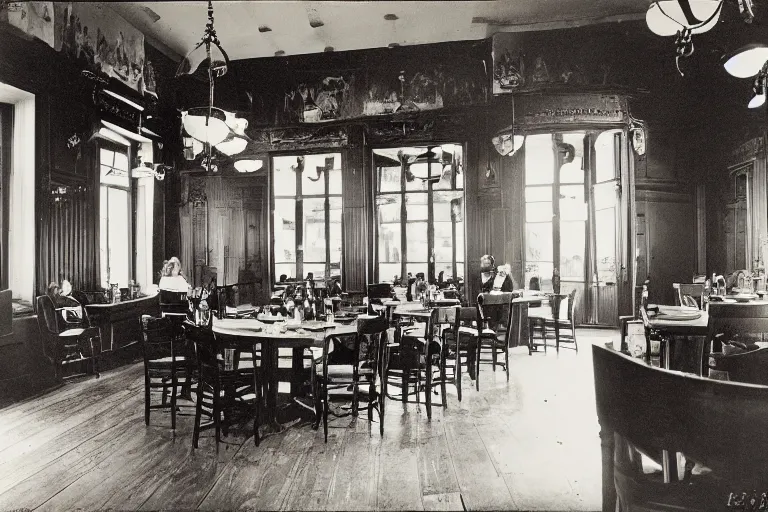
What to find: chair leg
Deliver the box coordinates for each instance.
[440,349,447,409]
[492,344,497,371]
[379,362,386,437]
[475,342,481,392]
[253,365,261,447]
[505,345,510,382]
[213,381,221,448]
[193,381,203,449]
[456,352,462,402]
[425,358,432,421]
[144,374,151,426]
[323,380,329,443]
[171,368,177,431]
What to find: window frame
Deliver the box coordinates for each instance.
[98,142,135,289]
[270,151,343,283]
[0,103,11,290]
[372,144,466,284]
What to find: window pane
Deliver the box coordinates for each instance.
[560,220,585,280]
[378,194,402,274]
[434,222,454,262]
[526,222,553,262]
[377,196,401,223]
[560,132,585,184]
[107,188,130,287]
[525,261,554,292]
[595,130,619,183]
[526,202,552,223]
[560,184,587,221]
[100,148,115,167]
[379,264,401,283]
[100,165,129,188]
[304,263,327,280]
[594,182,617,210]
[301,153,328,196]
[377,166,401,193]
[272,156,297,197]
[303,198,326,263]
[407,263,428,278]
[274,198,296,263]
[405,193,428,221]
[113,152,128,171]
[525,186,552,203]
[406,222,428,262]
[328,168,342,196]
[329,197,342,273]
[596,208,617,283]
[100,187,108,288]
[525,134,554,185]
[435,262,454,281]
[275,263,296,282]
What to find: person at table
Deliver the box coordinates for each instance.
[158,256,188,292]
[479,254,514,293]
[47,280,86,330]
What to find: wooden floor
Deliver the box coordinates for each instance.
[0,329,612,511]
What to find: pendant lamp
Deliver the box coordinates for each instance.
[646,0,722,36]
[724,43,768,78]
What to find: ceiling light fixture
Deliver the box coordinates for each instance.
[646,0,722,36]
[176,0,251,170]
[724,43,768,78]
[234,159,264,173]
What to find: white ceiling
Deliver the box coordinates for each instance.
[107,1,653,61]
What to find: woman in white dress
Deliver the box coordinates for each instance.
[158,257,188,292]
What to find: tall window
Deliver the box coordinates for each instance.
[374,144,465,284]
[272,152,342,282]
[99,145,131,288]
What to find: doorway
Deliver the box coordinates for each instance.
[523,129,624,326]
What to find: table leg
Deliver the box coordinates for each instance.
[291,347,304,398]
[661,337,678,482]
[263,342,283,434]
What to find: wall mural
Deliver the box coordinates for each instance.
[277,47,488,125]
[492,31,643,95]
[3,2,146,92]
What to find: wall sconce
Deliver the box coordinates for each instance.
[631,124,647,156]
[724,43,768,78]
[749,67,767,108]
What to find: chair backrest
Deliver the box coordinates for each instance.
[160,289,188,305]
[35,295,60,334]
[674,283,705,309]
[141,314,184,362]
[185,322,220,374]
[707,302,768,344]
[550,289,576,322]
[593,344,768,491]
[476,292,514,326]
[709,348,768,385]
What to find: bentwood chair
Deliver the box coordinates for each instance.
[313,315,389,441]
[438,306,477,402]
[140,315,188,430]
[36,295,101,380]
[593,344,768,512]
[475,292,514,387]
[529,289,578,353]
[187,323,261,449]
[398,306,457,418]
[673,283,705,309]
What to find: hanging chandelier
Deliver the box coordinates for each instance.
[646,0,757,77]
[176,0,249,170]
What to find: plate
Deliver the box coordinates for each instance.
[726,294,758,303]
[257,314,285,324]
[656,311,702,321]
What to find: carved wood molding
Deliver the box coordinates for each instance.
[729,136,765,168]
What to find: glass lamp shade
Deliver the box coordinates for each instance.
[175,40,229,79]
[748,93,765,108]
[646,0,721,36]
[182,107,231,146]
[724,44,768,78]
[224,111,248,136]
[234,159,264,173]
[216,136,248,156]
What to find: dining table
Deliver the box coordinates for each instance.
[211,316,358,433]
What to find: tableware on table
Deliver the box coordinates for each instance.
[301,320,334,331]
[654,307,702,321]
[257,313,285,323]
[726,293,759,303]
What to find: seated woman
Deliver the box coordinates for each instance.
[47,280,85,330]
[158,257,189,292]
[479,255,514,293]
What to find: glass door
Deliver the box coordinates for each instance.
[523,129,624,326]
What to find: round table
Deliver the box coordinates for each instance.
[211,317,358,432]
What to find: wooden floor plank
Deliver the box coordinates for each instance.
[0,392,144,494]
[199,428,311,511]
[282,429,347,511]
[326,431,379,511]
[377,408,423,511]
[422,492,465,511]
[415,424,460,497]
[444,423,518,511]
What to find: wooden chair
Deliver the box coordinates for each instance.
[313,315,389,441]
[399,306,458,419]
[708,348,768,385]
[475,292,514,386]
[673,283,705,309]
[528,289,578,353]
[159,289,189,318]
[593,344,768,512]
[187,323,261,449]
[443,306,479,401]
[36,295,101,380]
[140,315,188,430]
[705,301,768,379]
